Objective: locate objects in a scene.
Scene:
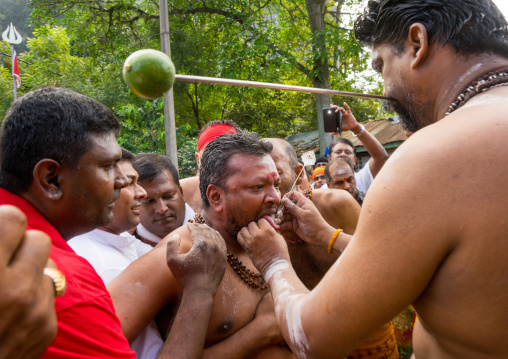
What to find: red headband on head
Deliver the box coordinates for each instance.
[197,124,238,152]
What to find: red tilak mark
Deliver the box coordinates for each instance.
[267,172,278,179]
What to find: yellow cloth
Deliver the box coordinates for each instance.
[346,322,399,359]
[392,306,416,358]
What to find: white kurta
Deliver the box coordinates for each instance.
[69,229,164,359]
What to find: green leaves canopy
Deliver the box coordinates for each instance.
[1,0,384,176]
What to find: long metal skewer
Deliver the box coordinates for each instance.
[275,166,306,221]
[174,74,389,101]
[288,167,305,194]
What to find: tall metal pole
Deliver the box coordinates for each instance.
[3,23,22,102]
[11,45,17,101]
[174,75,390,100]
[159,0,178,169]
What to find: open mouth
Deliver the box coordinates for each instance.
[262,212,280,230]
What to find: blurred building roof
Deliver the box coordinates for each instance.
[341,117,407,149]
[286,117,407,156]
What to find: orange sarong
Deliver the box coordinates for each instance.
[346,322,399,359]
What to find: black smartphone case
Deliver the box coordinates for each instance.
[323,108,342,134]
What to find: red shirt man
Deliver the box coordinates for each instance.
[0,88,135,358]
[0,189,134,358]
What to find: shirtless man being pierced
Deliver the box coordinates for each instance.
[237,1,508,358]
[109,132,295,358]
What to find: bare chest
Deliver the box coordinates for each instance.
[205,264,268,346]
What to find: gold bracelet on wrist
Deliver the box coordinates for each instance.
[327,228,343,254]
[353,124,366,137]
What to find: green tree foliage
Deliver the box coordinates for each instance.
[0,62,13,118]
[1,0,385,176]
[0,27,195,174]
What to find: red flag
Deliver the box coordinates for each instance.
[13,50,21,88]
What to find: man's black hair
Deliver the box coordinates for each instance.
[121,148,135,162]
[314,156,329,168]
[199,132,273,208]
[354,0,508,57]
[329,137,357,157]
[0,87,121,194]
[325,157,354,183]
[132,153,180,188]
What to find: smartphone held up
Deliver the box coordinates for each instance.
[323,107,342,134]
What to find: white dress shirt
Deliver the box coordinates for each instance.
[69,229,164,359]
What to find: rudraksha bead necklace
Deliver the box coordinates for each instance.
[189,213,268,290]
[446,68,508,116]
[303,187,312,200]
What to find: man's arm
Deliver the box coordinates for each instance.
[108,225,198,342]
[333,102,389,177]
[312,188,360,235]
[158,224,227,358]
[239,134,458,358]
[179,176,202,212]
[279,192,350,252]
[0,205,57,359]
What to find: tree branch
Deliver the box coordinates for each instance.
[168,6,245,25]
[324,21,352,32]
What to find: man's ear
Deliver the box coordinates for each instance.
[32,159,64,201]
[194,152,200,167]
[206,184,224,213]
[294,163,304,186]
[407,23,429,69]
